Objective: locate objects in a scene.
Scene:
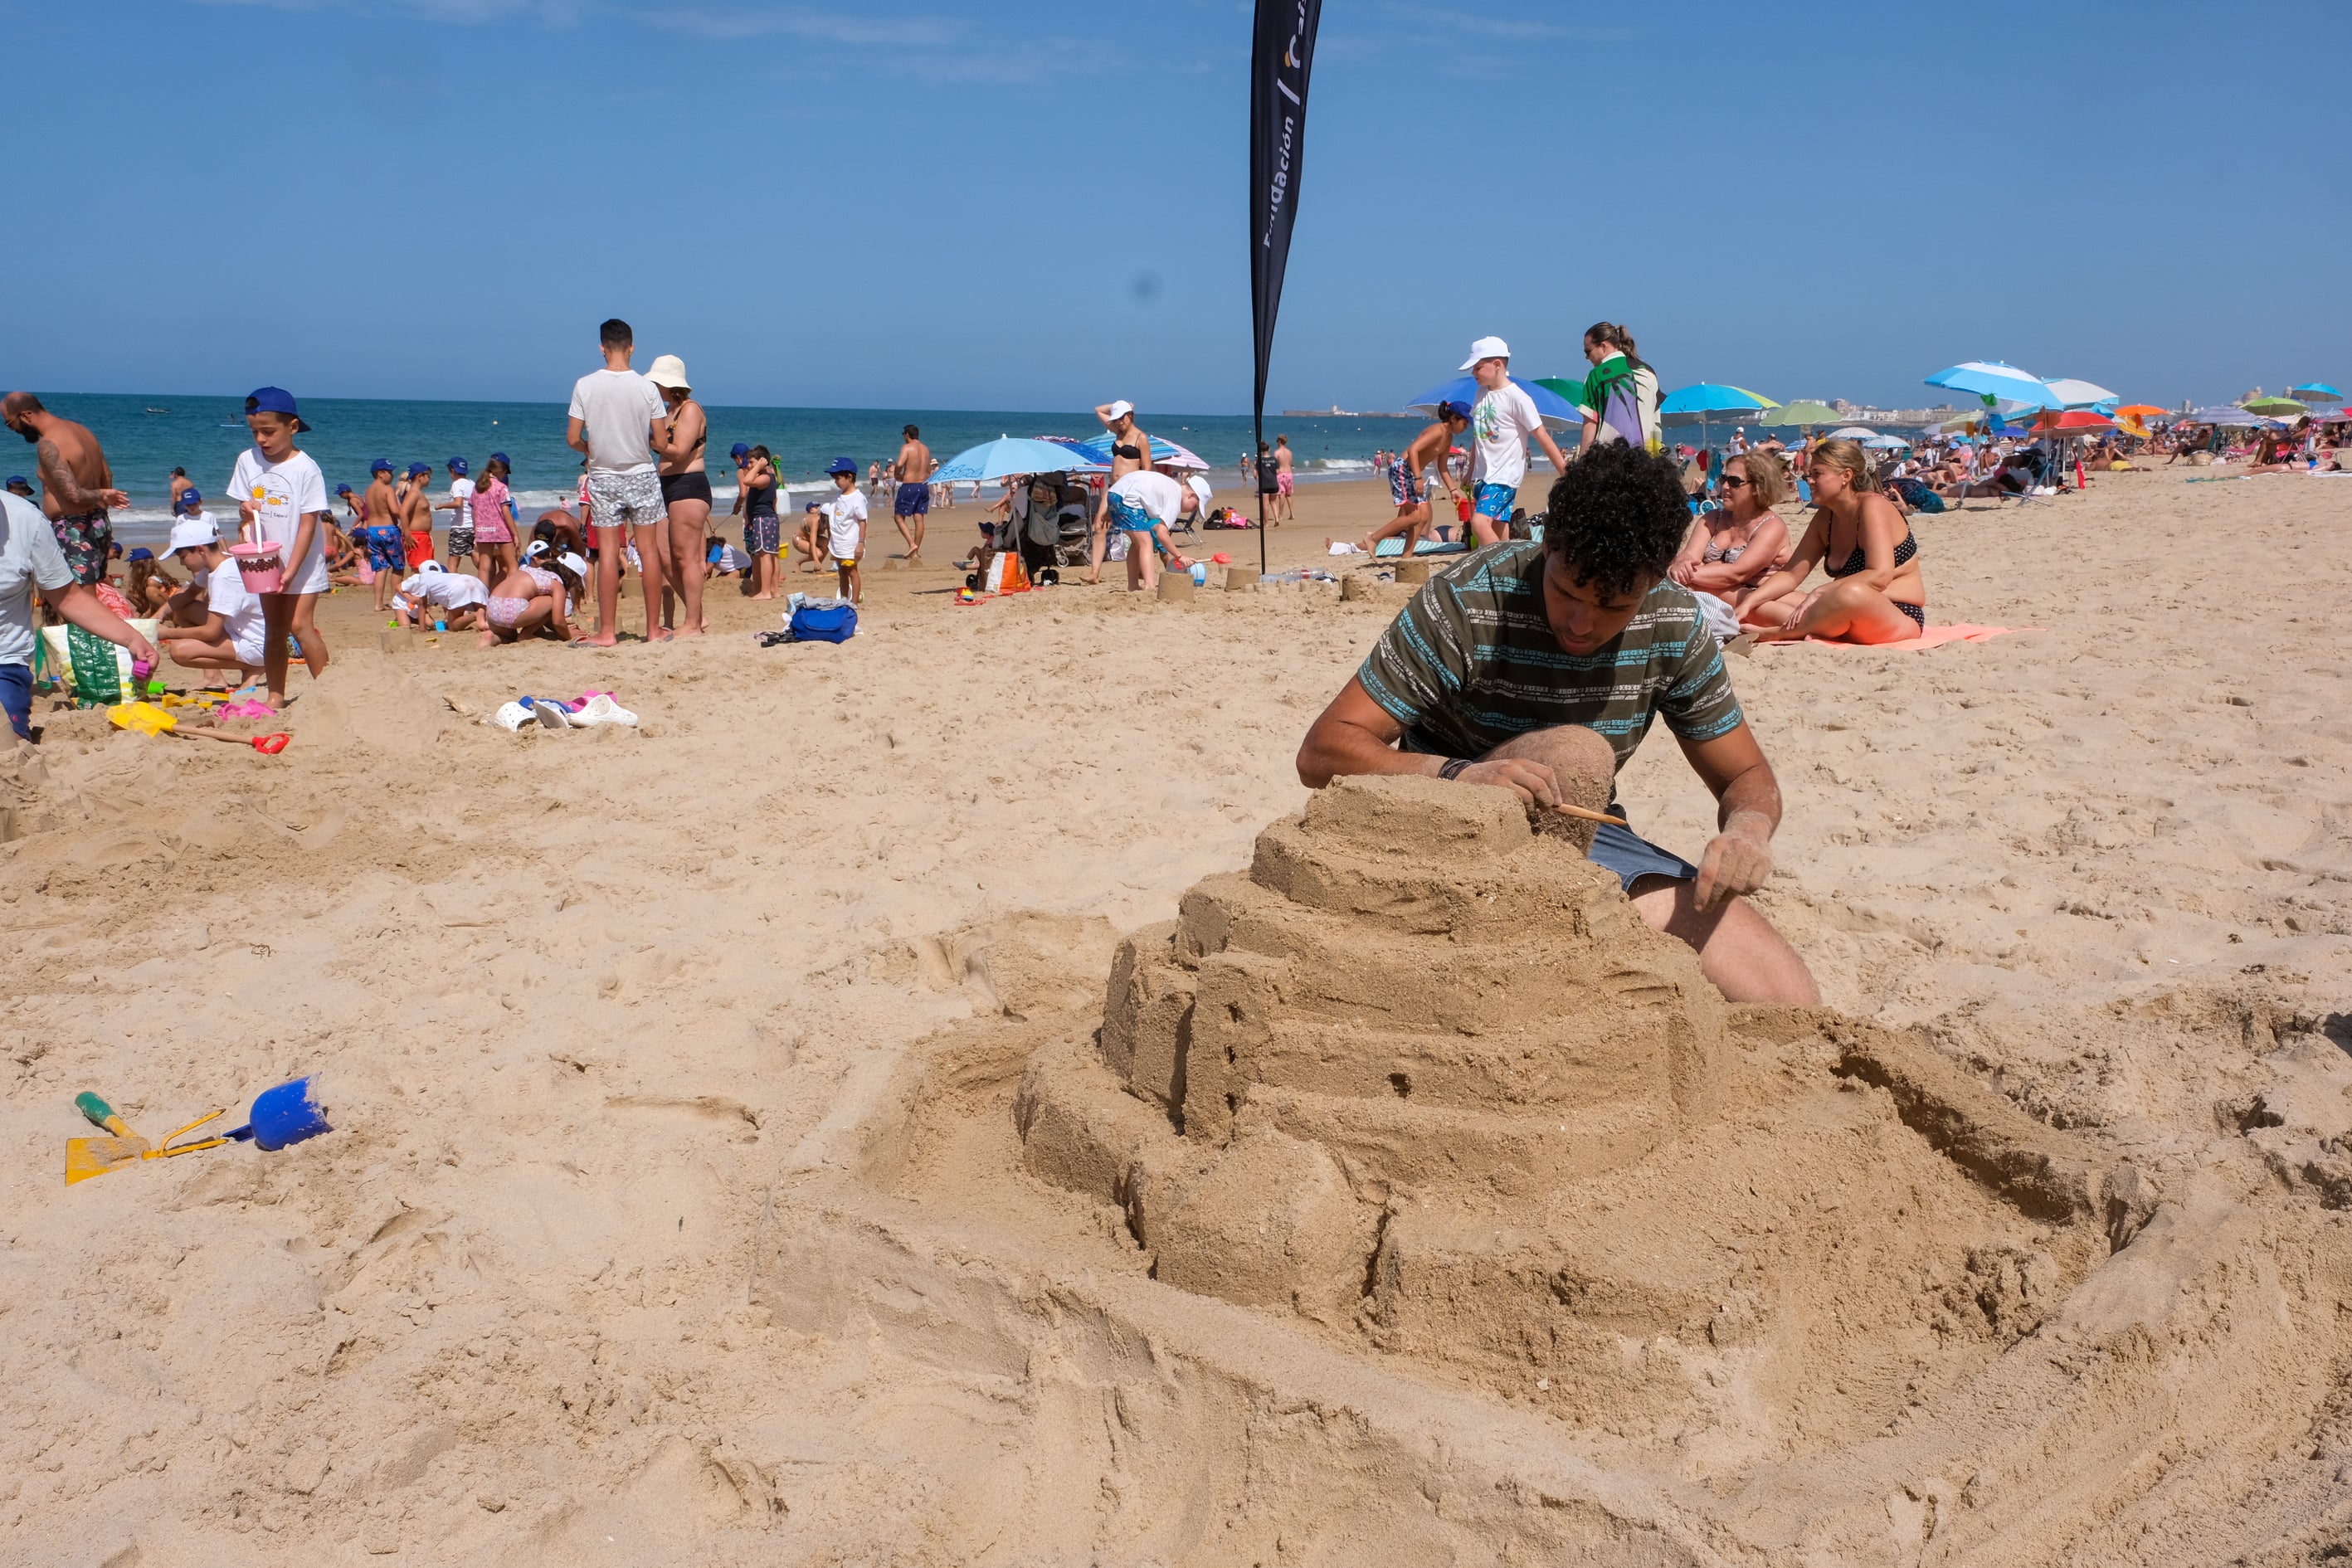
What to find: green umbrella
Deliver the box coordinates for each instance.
[1759,400,1841,428]
[2241,396,2306,417]
[1533,375,1587,409]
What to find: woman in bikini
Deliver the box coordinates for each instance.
[647,354,709,635]
[1740,437,1927,645]
[1087,399,1153,585]
[1666,450,1793,634]
[478,553,584,648]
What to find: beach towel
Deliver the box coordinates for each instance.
[1760,622,2033,653]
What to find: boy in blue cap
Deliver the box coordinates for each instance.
[436,457,476,576]
[825,458,865,605]
[226,387,331,706]
[364,459,404,611]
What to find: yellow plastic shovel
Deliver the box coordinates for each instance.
[65,1092,149,1184]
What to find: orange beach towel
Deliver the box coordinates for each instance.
[1763,623,2035,652]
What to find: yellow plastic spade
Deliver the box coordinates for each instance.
[65,1092,149,1185]
[106,702,177,737]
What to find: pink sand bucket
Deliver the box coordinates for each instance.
[229,542,285,593]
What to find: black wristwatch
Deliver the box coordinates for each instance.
[1439,757,1470,780]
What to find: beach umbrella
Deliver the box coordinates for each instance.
[1926,362,2066,411]
[1655,383,1776,447]
[930,436,1102,484]
[1759,400,1842,429]
[2182,406,2280,427]
[1069,432,1211,471]
[2043,377,2118,408]
[2110,404,2166,421]
[2288,382,2341,405]
[1829,426,1877,440]
[2240,396,2306,417]
[1532,375,1588,409]
[1405,373,1580,432]
[1657,382,1776,416]
[2030,410,2117,434]
[1861,434,1911,450]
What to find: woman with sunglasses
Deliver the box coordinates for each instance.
[1666,450,1792,634]
[1740,437,1927,644]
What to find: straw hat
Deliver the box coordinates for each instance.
[645,355,690,391]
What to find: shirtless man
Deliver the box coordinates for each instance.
[2,392,131,586]
[395,463,436,574]
[363,460,403,611]
[891,423,933,563]
[1273,434,1296,523]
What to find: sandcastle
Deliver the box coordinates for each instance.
[1017,775,2159,1454]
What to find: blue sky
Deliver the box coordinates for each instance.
[12,1,2348,412]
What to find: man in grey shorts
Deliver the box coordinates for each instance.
[566,318,668,645]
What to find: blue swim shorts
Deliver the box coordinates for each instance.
[1387,459,1422,509]
[894,481,931,518]
[1473,482,1517,521]
[1108,494,1159,534]
[365,528,406,572]
[1,662,31,740]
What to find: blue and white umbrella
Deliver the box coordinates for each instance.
[1405,374,1579,431]
[931,436,1102,484]
[1926,361,2066,411]
[2289,382,2343,405]
[1069,433,1210,471]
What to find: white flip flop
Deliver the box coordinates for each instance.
[573,694,638,728]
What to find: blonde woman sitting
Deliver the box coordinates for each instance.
[1667,450,1792,637]
[1741,438,1927,644]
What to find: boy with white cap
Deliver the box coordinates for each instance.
[392,560,490,631]
[158,513,266,687]
[1458,337,1568,546]
[825,457,867,605]
[1103,469,1194,592]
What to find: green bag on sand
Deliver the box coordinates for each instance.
[37,621,158,707]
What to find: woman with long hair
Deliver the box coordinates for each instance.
[647,355,710,635]
[1739,438,1927,644]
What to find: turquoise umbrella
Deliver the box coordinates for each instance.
[931,436,1100,484]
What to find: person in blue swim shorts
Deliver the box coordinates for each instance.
[1103,470,1194,593]
[1457,335,1569,548]
[891,424,934,566]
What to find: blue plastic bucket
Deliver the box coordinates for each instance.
[247,1077,332,1152]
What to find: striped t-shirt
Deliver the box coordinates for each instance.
[1357,541,1743,772]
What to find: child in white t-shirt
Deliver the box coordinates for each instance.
[226,387,331,706]
[825,459,867,605]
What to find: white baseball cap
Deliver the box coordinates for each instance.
[1186,475,1213,507]
[168,517,217,553]
[1105,399,1135,421]
[418,559,444,573]
[558,552,589,578]
[1458,336,1511,370]
[645,354,690,391]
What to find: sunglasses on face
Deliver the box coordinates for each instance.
[1718,475,1749,489]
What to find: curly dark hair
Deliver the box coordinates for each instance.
[1541,441,1691,598]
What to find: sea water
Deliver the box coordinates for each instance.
[30,393,1414,547]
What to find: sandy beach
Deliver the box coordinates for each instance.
[6,467,2352,1565]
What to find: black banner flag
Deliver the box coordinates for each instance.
[1249,0,1321,568]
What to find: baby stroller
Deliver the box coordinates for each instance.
[1052,474,1094,567]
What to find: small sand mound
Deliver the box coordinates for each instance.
[1018,775,2163,1462]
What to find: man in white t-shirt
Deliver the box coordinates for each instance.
[1103,469,1194,592]
[1,490,153,739]
[159,515,267,685]
[566,317,670,645]
[436,458,478,573]
[392,561,491,631]
[824,457,868,606]
[1458,337,1569,546]
[227,386,332,706]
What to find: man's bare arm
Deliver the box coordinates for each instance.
[37,438,129,512]
[1294,675,1563,807]
[1675,722,1783,907]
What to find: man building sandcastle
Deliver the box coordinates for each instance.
[1296,441,1818,1006]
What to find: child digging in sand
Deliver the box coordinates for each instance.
[479,552,586,646]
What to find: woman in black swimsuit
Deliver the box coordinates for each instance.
[1088,399,1153,586]
[647,354,710,635]
[1741,437,1928,644]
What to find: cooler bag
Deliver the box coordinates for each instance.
[787,600,857,643]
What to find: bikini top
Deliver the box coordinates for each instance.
[1702,538,1746,564]
[1113,443,1142,460]
[1826,528,1917,579]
